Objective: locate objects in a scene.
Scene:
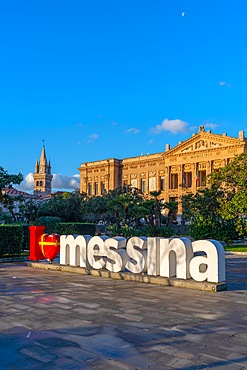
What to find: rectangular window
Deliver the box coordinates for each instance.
[149,177,156,191]
[170,174,178,189]
[160,176,165,191]
[88,183,92,196]
[141,179,146,193]
[94,182,98,195]
[184,172,192,188]
[197,170,206,187]
[101,182,105,195]
[131,179,138,188]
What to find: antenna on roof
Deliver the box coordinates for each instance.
[42,139,45,147]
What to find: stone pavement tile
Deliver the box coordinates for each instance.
[57,325,101,337]
[225,345,247,356]
[72,307,100,315]
[114,312,144,321]
[0,355,43,370]
[19,345,57,363]
[147,343,186,357]
[90,354,156,370]
[54,346,99,363]
[193,354,247,370]
[0,321,19,330]
[89,357,136,370]
[47,356,93,369]
[164,356,196,369]
[73,302,101,309]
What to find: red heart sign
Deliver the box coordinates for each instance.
[38,234,60,262]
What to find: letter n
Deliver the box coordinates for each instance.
[160,238,193,279]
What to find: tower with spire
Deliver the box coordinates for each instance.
[33,144,53,195]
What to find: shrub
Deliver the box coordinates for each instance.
[107,224,143,238]
[189,217,240,243]
[144,225,173,237]
[54,222,96,236]
[36,216,62,235]
[0,225,23,257]
[19,224,30,251]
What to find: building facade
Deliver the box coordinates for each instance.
[33,145,53,195]
[78,127,247,218]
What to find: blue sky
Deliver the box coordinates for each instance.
[1,0,246,192]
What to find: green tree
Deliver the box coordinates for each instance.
[82,194,109,223]
[106,186,143,232]
[163,201,178,226]
[19,199,39,223]
[149,190,164,227]
[37,191,85,222]
[209,153,247,220]
[0,167,23,221]
[0,167,23,196]
[182,186,229,240]
[182,153,247,242]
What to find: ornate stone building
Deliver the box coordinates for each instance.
[33,145,53,195]
[78,127,247,218]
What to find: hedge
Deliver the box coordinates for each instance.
[0,225,24,257]
[36,216,62,235]
[54,222,96,236]
[19,224,30,251]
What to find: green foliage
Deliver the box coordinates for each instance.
[188,216,238,243]
[163,201,178,225]
[36,216,62,235]
[0,167,23,222]
[19,199,39,223]
[107,224,142,238]
[0,209,13,224]
[19,224,30,251]
[144,225,173,237]
[82,195,110,223]
[37,192,85,222]
[0,225,23,257]
[0,167,23,194]
[209,153,247,219]
[106,186,144,227]
[182,173,247,242]
[54,222,96,236]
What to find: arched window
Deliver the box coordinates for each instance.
[36,181,39,186]
[40,181,43,186]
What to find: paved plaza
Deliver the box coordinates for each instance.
[0,254,247,369]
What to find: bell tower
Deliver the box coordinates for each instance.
[33,144,53,195]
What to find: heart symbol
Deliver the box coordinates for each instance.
[38,234,60,262]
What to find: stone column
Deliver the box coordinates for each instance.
[177,165,183,217]
[192,163,197,193]
[165,166,169,202]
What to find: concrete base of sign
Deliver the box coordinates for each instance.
[25,261,227,292]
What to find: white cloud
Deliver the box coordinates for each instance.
[52,174,80,190]
[17,173,80,192]
[87,133,99,143]
[204,122,217,129]
[152,119,188,134]
[17,173,34,191]
[218,81,231,88]
[126,128,140,134]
